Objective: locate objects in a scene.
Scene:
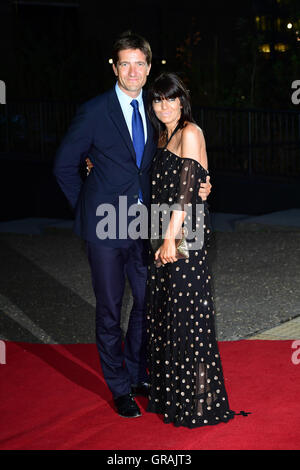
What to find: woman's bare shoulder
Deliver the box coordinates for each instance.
[182,122,204,139]
[180,122,208,169]
[181,122,205,153]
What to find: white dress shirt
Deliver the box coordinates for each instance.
[115,82,147,204]
[115,82,147,143]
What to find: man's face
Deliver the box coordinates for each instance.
[113,48,151,98]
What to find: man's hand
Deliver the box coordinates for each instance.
[85,157,94,175]
[198,175,211,201]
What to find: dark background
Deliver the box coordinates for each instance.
[0,0,300,221]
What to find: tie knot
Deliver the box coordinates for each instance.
[131,99,139,109]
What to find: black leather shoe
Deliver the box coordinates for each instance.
[131,382,151,397]
[114,393,142,418]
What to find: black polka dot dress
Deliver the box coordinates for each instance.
[146,148,235,428]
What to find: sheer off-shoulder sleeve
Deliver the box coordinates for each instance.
[175,158,203,209]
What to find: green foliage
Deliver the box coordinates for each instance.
[173,5,300,110]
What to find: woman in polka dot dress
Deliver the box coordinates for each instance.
[145,72,235,428]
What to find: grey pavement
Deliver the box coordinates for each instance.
[0,209,300,344]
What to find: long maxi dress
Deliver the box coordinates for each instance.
[146,142,235,428]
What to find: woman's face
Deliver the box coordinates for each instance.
[152,96,182,128]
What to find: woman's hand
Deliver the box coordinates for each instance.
[155,238,178,265]
[85,157,94,175]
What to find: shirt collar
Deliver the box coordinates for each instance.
[115,82,144,107]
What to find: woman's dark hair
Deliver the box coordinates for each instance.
[147,72,194,139]
[112,30,152,65]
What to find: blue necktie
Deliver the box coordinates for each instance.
[131,99,145,202]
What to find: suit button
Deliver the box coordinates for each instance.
[133,194,138,198]
[139,170,143,175]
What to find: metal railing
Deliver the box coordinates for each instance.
[0,100,299,177]
[193,106,300,177]
[0,100,78,160]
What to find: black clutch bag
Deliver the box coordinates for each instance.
[150,229,189,268]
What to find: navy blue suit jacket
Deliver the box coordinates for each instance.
[53,87,157,246]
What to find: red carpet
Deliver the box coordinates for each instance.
[0,340,299,450]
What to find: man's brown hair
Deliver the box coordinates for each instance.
[112,31,152,65]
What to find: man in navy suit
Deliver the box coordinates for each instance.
[54,32,211,418]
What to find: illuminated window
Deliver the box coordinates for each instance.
[259,44,271,53]
[274,43,288,52]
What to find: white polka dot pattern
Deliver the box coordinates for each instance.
[146,149,234,428]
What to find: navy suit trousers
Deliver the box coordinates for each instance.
[87,239,149,398]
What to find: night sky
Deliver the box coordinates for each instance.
[1,0,299,107]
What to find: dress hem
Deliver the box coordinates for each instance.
[146,405,235,428]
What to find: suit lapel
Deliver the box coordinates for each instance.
[108,87,155,168]
[140,90,155,168]
[108,89,136,161]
